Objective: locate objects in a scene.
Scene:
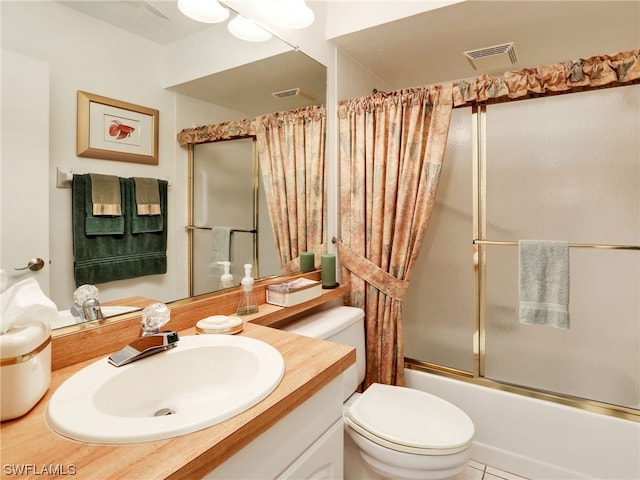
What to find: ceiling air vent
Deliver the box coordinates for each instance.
[463,42,518,71]
[272,88,316,101]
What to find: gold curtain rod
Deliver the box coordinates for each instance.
[473,239,640,251]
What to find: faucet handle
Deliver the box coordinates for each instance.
[141,303,171,335]
[73,284,99,307]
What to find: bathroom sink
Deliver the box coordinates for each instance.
[45,334,285,444]
[53,305,139,329]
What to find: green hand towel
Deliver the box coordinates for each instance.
[72,175,168,286]
[89,173,122,216]
[131,177,164,234]
[519,240,570,329]
[133,177,161,215]
[79,174,125,236]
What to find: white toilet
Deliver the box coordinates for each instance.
[283,306,474,480]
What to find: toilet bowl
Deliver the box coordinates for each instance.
[283,306,474,480]
[344,384,473,479]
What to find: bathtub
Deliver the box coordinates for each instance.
[405,368,640,479]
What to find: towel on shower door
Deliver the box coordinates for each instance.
[519,240,570,329]
[207,227,232,276]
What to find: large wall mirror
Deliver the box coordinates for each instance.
[0,0,326,332]
[171,49,326,297]
[189,138,281,296]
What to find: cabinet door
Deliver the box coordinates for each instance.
[278,419,343,480]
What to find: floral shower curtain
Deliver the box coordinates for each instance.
[337,84,454,387]
[254,105,326,272]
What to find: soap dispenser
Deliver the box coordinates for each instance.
[236,264,259,315]
[217,261,234,289]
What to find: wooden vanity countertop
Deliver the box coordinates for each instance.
[0,322,355,480]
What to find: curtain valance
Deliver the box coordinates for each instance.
[177,118,255,145]
[452,48,640,107]
[177,105,327,146]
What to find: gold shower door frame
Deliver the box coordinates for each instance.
[407,104,639,423]
[186,139,260,297]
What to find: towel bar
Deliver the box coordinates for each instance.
[185,226,257,234]
[473,239,640,250]
[56,167,171,188]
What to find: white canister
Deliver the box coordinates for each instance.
[0,322,51,421]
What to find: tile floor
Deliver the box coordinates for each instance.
[455,460,529,480]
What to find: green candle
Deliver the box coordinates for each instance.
[321,254,337,288]
[300,251,315,272]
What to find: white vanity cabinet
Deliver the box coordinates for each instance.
[205,376,344,480]
[278,419,343,479]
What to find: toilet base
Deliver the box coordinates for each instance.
[344,424,471,480]
[345,423,385,480]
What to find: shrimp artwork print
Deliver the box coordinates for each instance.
[77,91,159,164]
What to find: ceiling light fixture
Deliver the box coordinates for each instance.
[177,0,229,24]
[227,14,273,42]
[270,0,314,29]
[177,0,314,42]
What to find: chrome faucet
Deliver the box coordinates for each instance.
[70,285,104,322]
[108,303,179,367]
[80,298,104,321]
[108,330,179,367]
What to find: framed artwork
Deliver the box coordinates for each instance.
[77,91,159,165]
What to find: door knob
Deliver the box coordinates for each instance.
[15,258,45,271]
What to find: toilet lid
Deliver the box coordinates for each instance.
[345,383,474,455]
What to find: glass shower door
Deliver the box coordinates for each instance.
[192,138,257,296]
[483,85,640,409]
[404,107,475,373]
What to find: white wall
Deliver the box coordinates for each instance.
[162,26,291,89]
[335,50,392,101]
[1,1,200,308]
[323,0,464,40]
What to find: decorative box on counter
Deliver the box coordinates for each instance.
[1,277,56,421]
[0,321,51,421]
[266,278,322,307]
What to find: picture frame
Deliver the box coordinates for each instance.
[77,91,159,165]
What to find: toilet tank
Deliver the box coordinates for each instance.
[282,306,365,401]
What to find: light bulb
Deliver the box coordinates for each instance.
[228,14,272,42]
[270,0,314,29]
[177,0,229,23]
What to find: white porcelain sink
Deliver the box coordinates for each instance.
[46,334,285,444]
[53,305,139,329]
